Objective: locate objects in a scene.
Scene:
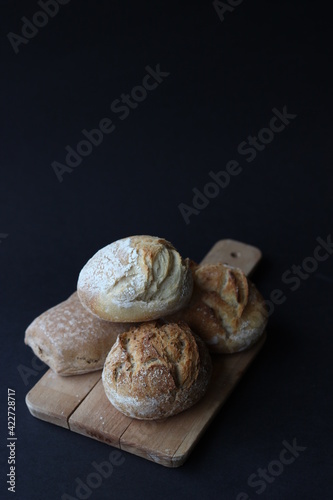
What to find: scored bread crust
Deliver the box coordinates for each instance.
[24,292,132,375]
[168,262,268,354]
[102,321,212,419]
[77,235,193,322]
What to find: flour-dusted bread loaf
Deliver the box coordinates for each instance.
[102,321,212,419]
[168,262,268,354]
[24,292,132,376]
[77,235,193,322]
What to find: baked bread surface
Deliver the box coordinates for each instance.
[102,321,212,419]
[24,292,131,375]
[77,235,193,322]
[168,262,268,353]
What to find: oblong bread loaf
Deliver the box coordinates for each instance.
[25,292,132,375]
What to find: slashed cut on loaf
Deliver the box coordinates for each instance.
[24,292,132,375]
[168,262,268,353]
[77,235,193,322]
[102,321,212,420]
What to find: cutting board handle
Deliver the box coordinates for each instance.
[200,239,262,277]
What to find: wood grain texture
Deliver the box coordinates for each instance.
[200,239,262,277]
[119,334,266,467]
[25,370,101,428]
[68,380,132,447]
[25,239,266,466]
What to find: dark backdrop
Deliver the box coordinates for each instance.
[1,1,332,499]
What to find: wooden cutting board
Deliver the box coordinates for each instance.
[26,239,266,467]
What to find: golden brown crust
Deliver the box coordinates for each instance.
[102,321,212,419]
[77,235,193,322]
[168,263,268,353]
[24,292,132,375]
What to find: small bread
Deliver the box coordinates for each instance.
[24,292,132,376]
[77,235,193,322]
[102,321,212,419]
[168,262,268,353]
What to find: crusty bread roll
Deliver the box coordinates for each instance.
[102,321,212,419]
[167,262,268,353]
[77,235,193,322]
[24,292,132,376]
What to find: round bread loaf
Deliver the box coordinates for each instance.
[168,262,268,353]
[77,235,193,322]
[102,321,212,419]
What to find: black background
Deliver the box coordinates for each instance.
[1,1,332,499]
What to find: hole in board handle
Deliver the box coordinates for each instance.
[230,251,241,258]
